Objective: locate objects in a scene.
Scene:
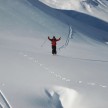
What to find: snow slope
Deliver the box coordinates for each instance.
[0,0,108,108]
[39,0,108,22]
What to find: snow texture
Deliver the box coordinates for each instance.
[0,0,108,108]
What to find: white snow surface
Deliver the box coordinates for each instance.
[39,0,108,22]
[0,0,108,108]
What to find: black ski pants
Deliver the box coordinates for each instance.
[52,46,57,54]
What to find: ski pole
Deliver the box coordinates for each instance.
[41,37,48,47]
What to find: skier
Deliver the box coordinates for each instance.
[48,36,61,55]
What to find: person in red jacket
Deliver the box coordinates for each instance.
[48,36,61,55]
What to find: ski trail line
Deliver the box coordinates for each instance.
[0,90,12,108]
[19,52,108,89]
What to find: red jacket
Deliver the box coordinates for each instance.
[48,37,61,46]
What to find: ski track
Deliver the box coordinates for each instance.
[0,90,12,108]
[18,51,108,89]
[0,51,107,108]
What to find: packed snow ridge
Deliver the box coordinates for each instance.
[45,86,80,108]
[39,0,108,10]
[39,0,108,22]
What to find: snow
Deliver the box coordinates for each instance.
[0,0,108,108]
[39,0,108,22]
[45,86,80,108]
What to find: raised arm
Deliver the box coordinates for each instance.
[56,37,61,41]
[48,36,52,41]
